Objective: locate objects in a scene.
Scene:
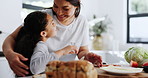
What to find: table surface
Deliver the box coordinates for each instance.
[96,68,148,78]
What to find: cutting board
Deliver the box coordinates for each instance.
[96,68,148,78]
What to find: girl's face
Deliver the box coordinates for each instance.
[45,14,57,38]
[53,0,77,21]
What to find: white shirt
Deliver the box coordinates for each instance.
[30,9,89,74]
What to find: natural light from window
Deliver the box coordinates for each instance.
[21,0,53,21]
[128,0,148,43]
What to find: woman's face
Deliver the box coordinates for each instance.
[53,0,77,21]
[45,14,57,38]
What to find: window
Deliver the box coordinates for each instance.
[127,0,148,43]
[22,0,53,20]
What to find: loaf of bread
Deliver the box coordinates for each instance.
[45,60,97,78]
[32,74,46,78]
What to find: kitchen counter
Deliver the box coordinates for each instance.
[0,50,128,78]
[91,50,128,65]
[0,57,15,78]
[0,52,4,57]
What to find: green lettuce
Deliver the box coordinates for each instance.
[124,47,148,67]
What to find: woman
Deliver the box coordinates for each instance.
[2,0,102,77]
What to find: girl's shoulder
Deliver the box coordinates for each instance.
[35,41,48,50]
[34,41,49,53]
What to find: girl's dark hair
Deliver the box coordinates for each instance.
[14,11,48,76]
[51,0,81,17]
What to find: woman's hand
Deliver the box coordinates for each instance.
[2,26,29,76]
[62,45,78,55]
[5,51,29,77]
[84,52,102,67]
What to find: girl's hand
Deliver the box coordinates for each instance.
[84,52,102,67]
[62,45,78,55]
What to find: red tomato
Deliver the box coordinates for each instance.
[142,62,148,66]
[130,60,138,67]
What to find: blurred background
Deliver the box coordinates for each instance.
[1,0,148,52]
[0,0,148,77]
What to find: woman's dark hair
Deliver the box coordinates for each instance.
[66,0,81,17]
[14,11,48,76]
[51,0,81,17]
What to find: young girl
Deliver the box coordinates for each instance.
[15,11,77,77]
[14,11,57,76]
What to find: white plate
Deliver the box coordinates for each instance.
[100,66,143,75]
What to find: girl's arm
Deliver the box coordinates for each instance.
[30,43,78,74]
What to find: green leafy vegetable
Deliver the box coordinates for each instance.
[124,47,148,67]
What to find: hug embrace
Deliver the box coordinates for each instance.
[2,0,102,77]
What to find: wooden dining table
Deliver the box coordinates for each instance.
[96,68,148,78]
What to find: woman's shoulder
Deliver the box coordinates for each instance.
[76,14,88,22]
[77,15,86,19]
